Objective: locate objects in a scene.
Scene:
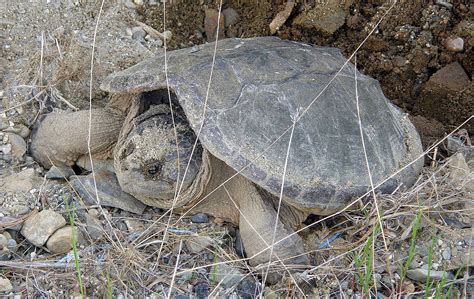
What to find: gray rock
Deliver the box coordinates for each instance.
[238,278,260,298]
[0,249,11,261]
[465,234,474,247]
[0,217,23,231]
[6,239,17,253]
[70,170,146,214]
[3,168,39,193]
[442,247,452,260]
[21,209,66,247]
[162,30,172,41]
[406,268,453,282]
[0,277,12,294]
[213,262,244,289]
[45,165,75,179]
[292,0,353,35]
[222,8,239,27]
[131,26,146,41]
[191,213,209,223]
[204,9,225,42]
[448,153,474,192]
[193,282,209,299]
[46,226,77,254]
[3,124,30,139]
[0,144,12,155]
[6,133,26,157]
[0,118,9,130]
[185,236,212,254]
[0,235,7,249]
[84,212,103,240]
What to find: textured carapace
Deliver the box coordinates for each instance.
[102,37,424,213]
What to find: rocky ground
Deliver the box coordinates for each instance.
[0,0,473,298]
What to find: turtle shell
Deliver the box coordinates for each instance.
[101,37,423,213]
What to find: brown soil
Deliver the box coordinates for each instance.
[141,0,473,143]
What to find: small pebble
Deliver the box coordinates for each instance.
[464,235,474,247]
[6,133,26,157]
[193,282,209,299]
[191,213,208,223]
[442,247,451,260]
[445,37,464,52]
[238,279,260,299]
[222,8,239,28]
[0,235,7,249]
[0,277,12,294]
[131,26,146,41]
[162,30,172,41]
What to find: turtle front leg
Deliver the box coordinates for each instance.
[30,108,124,169]
[197,156,309,275]
[225,173,310,270]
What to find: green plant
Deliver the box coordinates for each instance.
[64,197,85,298]
[210,252,218,285]
[423,236,437,299]
[106,273,113,299]
[353,224,379,297]
[400,208,423,284]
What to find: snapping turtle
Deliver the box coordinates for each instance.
[30,37,423,269]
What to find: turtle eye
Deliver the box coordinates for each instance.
[145,161,162,177]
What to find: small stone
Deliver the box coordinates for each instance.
[193,282,209,299]
[292,0,353,35]
[45,165,76,179]
[465,234,474,246]
[0,144,11,154]
[4,168,39,193]
[124,1,136,9]
[185,236,213,254]
[204,9,225,42]
[0,235,7,250]
[238,278,260,298]
[0,277,12,294]
[6,133,26,157]
[6,239,17,253]
[162,30,172,41]
[442,247,451,260]
[406,269,453,282]
[46,226,77,254]
[84,213,103,240]
[0,118,8,130]
[445,37,464,52]
[213,261,244,289]
[0,249,10,261]
[427,62,470,92]
[263,287,278,299]
[21,209,66,247]
[133,0,143,4]
[447,153,474,191]
[124,219,145,232]
[191,213,209,223]
[269,1,294,34]
[222,8,239,28]
[131,27,146,41]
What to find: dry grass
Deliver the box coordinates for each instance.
[1,0,473,298]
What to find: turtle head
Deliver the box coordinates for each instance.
[114,90,204,208]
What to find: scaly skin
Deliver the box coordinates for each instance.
[30,108,124,169]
